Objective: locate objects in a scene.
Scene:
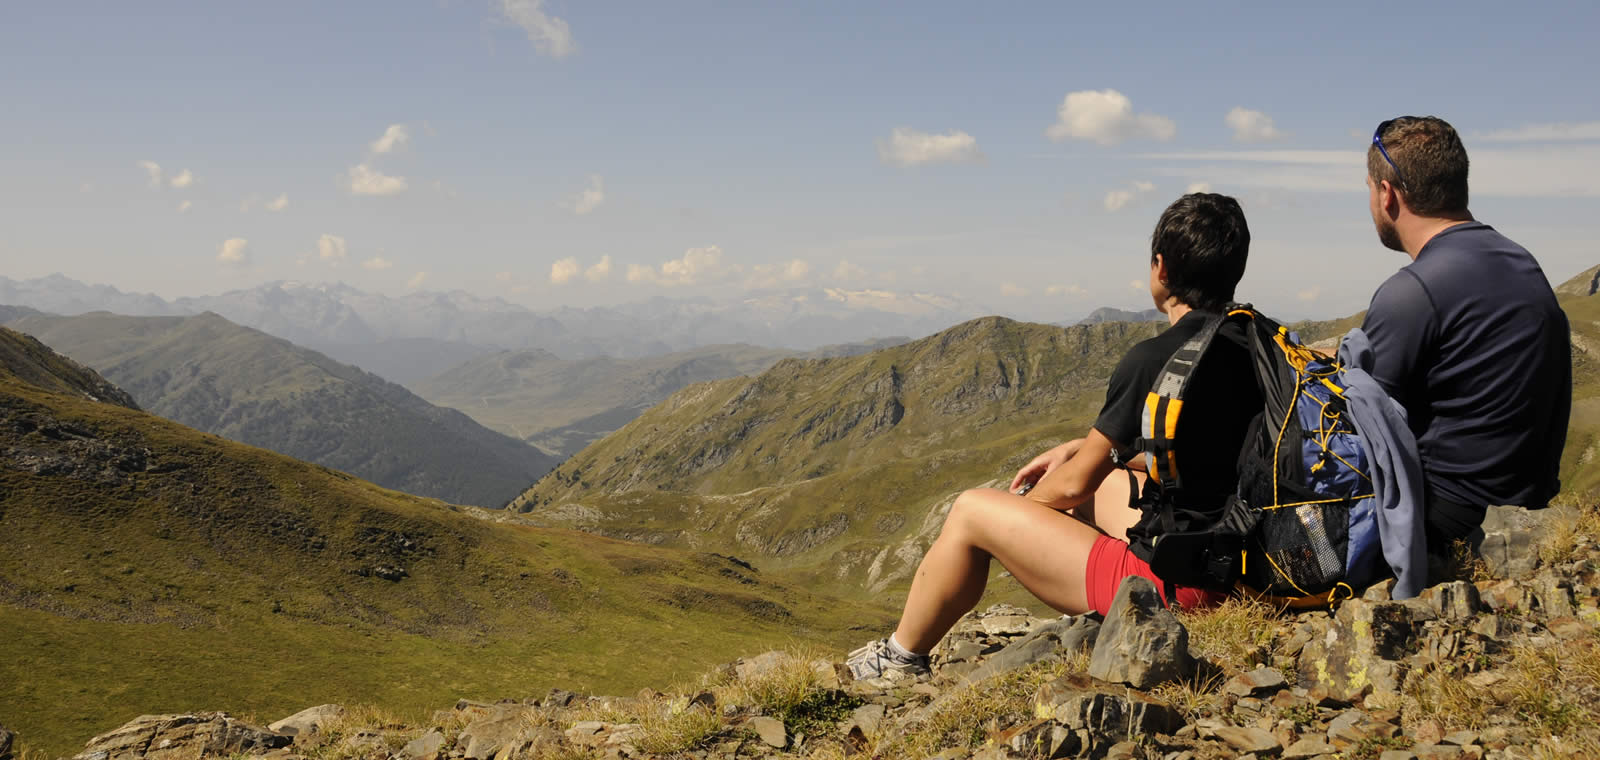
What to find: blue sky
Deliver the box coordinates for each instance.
[3,1,1597,321]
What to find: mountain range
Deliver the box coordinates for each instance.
[0,325,891,755]
[0,275,994,384]
[3,310,557,507]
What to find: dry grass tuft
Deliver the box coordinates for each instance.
[1538,498,1600,568]
[1148,666,1227,722]
[1178,595,1282,671]
[633,702,724,755]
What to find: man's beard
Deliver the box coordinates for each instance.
[1375,216,1404,252]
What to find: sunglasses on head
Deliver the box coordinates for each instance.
[1372,119,1408,192]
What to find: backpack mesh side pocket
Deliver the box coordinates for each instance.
[1245,500,1352,596]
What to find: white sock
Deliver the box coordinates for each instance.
[887,633,925,659]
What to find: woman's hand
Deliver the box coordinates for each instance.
[1009,439,1084,492]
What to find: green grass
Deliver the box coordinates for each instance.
[0,360,894,757]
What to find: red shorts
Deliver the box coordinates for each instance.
[1085,534,1227,616]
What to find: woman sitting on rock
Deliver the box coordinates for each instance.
[848,193,1260,681]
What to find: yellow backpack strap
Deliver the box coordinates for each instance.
[1137,307,1254,493]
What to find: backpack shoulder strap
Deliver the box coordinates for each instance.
[1137,305,1257,494]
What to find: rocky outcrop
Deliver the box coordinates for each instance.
[71,713,290,760]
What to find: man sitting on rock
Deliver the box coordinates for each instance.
[848,193,1260,682]
[1359,116,1571,570]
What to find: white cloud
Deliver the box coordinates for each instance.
[177,200,192,214]
[217,238,249,266]
[370,124,410,154]
[1047,89,1176,146]
[168,169,195,189]
[136,160,163,188]
[629,246,730,286]
[1225,107,1286,143]
[1140,146,1600,198]
[265,193,288,212]
[833,259,868,282]
[745,258,813,289]
[1046,284,1086,297]
[1298,286,1322,302]
[877,127,984,167]
[782,259,810,281]
[317,234,348,262]
[496,0,576,58]
[1104,180,1156,212]
[1000,282,1029,298]
[571,175,605,215]
[1478,121,1600,143]
[1186,182,1212,194]
[585,255,613,282]
[1129,280,1144,290]
[550,257,580,284]
[494,270,515,282]
[347,164,408,196]
[362,256,393,271]
[406,271,429,290]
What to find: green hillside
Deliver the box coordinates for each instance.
[3,311,557,507]
[0,326,892,756]
[414,339,906,458]
[510,317,1164,596]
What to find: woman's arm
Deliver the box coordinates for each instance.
[1025,428,1123,511]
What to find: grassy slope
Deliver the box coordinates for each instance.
[509,317,1163,599]
[413,339,909,459]
[3,311,556,507]
[0,337,891,756]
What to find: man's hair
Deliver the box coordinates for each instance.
[1150,193,1250,312]
[1367,115,1470,217]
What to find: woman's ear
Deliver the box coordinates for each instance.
[1152,253,1168,284]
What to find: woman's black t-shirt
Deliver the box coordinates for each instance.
[1092,310,1262,554]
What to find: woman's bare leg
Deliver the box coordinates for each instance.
[1074,469,1148,543]
[892,487,1107,653]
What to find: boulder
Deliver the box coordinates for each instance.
[955,615,1101,683]
[1420,581,1481,621]
[73,713,291,760]
[748,716,787,748]
[844,703,887,745]
[1224,667,1288,698]
[1087,576,1195,689]
[1214,725,1281,754]
[1475,505,1573,579]
[267,704,344,739]
[999,720,1082,759]
[1297,599,1418,704]
[1034,673,1184,739]
[458,706,529,760]
[399,729,446,760]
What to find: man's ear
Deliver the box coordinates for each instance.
[1379,180,1403,217]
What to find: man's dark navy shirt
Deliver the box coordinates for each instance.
[1361,222,1571,517]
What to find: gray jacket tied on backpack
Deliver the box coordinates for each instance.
[1338,328,1427,599]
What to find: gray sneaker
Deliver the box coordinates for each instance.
[846,638,931,683]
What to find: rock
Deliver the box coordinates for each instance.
[733,650,788,682]
[1441,730,1479,746]
[1225,667,1288,697]
[958,615,1101,683]
[1409,719,1443,746]
[543,688,581,708]
[688,690,717,711]
[1363,578,1396,602]
[400,729,446,760]
[1416,746,1465,759]
[1475,505,1572,579]
[1421,581,1481,620]
[1087,576,1195,689]
[1325,709,1399,749]
[1378,751,1417,760]
[73,713,292,760]
[1297,599,1417,704]
[845,703,887,746]
[980,614,1039,637]
[1034,673,1184,739]
[748,716,787,748]
[267,704,344,739]
[1000,720,1081,759]
[1284,737,1337,758]
[1531,573,1576,617]
[459,706,528,760]
[604,724,644,755]
[564,722,607,747]
[1214,725,1281,754]
[0,725,12,760]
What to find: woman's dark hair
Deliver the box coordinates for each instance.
[1150,193,1250,312]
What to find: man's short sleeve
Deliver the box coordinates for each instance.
[1361,270,1436,405]
[1094,344,1161,452]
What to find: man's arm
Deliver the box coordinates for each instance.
[1026,428,1122,511]
[1360,271,1437,406]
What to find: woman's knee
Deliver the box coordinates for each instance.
[942,488,993,535]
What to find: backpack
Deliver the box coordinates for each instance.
[1133,305,1381,607]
